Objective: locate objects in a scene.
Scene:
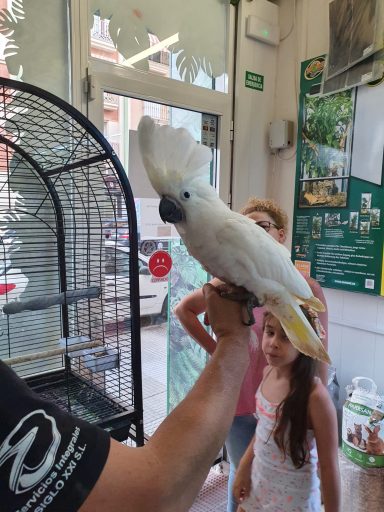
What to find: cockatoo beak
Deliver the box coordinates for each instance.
[159,196,184,224]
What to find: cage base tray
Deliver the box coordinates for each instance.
[26,369,138,442]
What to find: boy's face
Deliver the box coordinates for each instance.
[262,315,299,367]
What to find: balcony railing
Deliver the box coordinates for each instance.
[103,92,119,109]
[91,16,113,44]
[143,102,169,124]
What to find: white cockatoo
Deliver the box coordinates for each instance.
[138,116,330,363]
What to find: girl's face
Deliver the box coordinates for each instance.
[246,211,286,244]
[262,315,300,367]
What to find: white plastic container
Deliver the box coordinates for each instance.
[342,377,384,467]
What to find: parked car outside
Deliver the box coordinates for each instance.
[104,242,168,320]
[109,227,130,245]
[103,219,169,256]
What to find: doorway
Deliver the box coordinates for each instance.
[84,0,233,436]
[95,91,220,435]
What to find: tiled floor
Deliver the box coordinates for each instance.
[141,319,168,436]
[190,466,229,512]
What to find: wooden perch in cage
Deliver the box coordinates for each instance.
[2,339,103,366]
[2,286,101,315]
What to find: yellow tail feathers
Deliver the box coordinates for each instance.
[304,296,326,312]
[294,294,326,313]
[273,303,331,364]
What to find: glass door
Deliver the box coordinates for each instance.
[84,0,234,438]
[89,90,221,435]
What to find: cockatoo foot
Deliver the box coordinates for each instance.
[218,289,261,326]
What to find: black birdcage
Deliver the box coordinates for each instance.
[0,77,144,445]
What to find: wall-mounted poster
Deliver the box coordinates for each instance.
[299,89,354,208]
[292,56,384,296]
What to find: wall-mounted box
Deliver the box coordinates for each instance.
[246,1,279,46]
[269,119,294,150]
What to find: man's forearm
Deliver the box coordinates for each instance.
[147,335,250,511]
[79,284,251,512]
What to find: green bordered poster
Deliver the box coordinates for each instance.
[292,56,384,295]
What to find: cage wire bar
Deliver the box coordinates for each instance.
[0,77,144,445]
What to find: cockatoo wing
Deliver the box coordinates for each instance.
[216,216,317,302]
[211,217,329,362]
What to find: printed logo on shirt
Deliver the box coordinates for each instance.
[0,409,61,494]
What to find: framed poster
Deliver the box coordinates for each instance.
[292,56,384,295]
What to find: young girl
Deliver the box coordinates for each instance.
[233,310,340,512]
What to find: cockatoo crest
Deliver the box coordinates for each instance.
[138,116,212,196]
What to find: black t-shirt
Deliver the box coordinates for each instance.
[0,360,110,512]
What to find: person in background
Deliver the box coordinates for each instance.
[174,198,328,512]
[1,284,251,512]
[233,309,340,512]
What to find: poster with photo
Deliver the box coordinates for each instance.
[292,56,384,295]
[299,86,354,208]
[311,215,322,239]
[349,211,359,231]
[360,192,372,214]
[370,208,380,227]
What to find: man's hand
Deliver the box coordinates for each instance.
[202,283,251,343]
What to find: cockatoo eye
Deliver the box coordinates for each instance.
[181,190,191,200]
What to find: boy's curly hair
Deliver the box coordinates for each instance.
[239,198,289,231]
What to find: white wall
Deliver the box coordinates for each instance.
[232,0,384,398]
[231,0,279,211]
[271,0,329,243]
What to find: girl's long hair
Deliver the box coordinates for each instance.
[264,310,318,468]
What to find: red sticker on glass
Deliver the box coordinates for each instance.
[0,283,16,295]
[148,250,172,278]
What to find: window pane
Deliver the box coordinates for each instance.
[0,0,70,100]
[89,0,229,93]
